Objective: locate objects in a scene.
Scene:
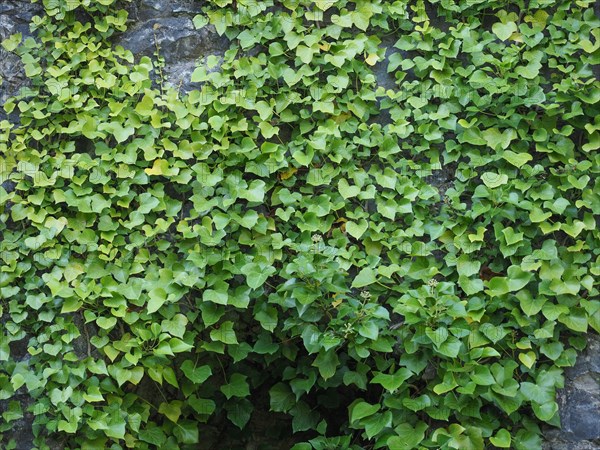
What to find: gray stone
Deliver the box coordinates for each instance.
[544,334,600,449]
[0,0,43,121]
[117,1,228,91]
[132,0,204,21]
[119,17,212,62]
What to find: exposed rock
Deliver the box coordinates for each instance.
[130,0,204,22]
[0,0,43,121]
[543,334,600,449]
[118,0,228,92]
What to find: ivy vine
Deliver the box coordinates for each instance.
[0,0,599,449]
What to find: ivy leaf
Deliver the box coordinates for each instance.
[173,421,199,444]
[139,427,167,446]
[1,32,22,52]
[269,383,295,412]
[159,401,182,423]
[481,172,509,188]
[426,327,449,347]
[189,396,216,416]
[239,180,266,202]
[291,401,320,433]
[296,45,314,64]
[471,366,495,385]
[482,128,515,150]
[350,401,380,423]
[492,22,517,41]
[502,150,533,168]
[221,374,250,399]
[99,121,134,143]
[147,287,168,314]
[203,284,229,305]
[532,401,558,421]
[135,94,154,116]
[225,399,253,429]
[243,262,275,289]
[338,179,360,198]
[388,422,427,449]
[96,316,117,330]
[358,321,379,340]
[352,267,376,288]
[210,321,238,345]
[181,361,212,384]
[490,429,512,448]
[346,219,368,239]
[145,159,178,177]
[371,369,412,392]
[312,349,339,380]
[192,14,209,29]
[314,0,334,10]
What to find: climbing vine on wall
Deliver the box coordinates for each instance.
[0,0,599,448]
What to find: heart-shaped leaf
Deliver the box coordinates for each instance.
[492,21,517,41]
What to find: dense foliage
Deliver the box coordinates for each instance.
[0,0,599,448]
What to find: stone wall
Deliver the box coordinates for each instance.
[0,1,599,449]
[543,334,600,450]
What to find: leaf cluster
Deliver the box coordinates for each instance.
[0,0,599,449]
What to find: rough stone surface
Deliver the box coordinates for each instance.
[119,0,228,92]
[0,0,43,119]
[1,1,599,449]
[543,334,600,449]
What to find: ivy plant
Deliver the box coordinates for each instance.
[0,0,599,449]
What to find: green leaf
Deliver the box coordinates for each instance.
[269,383,295,412]
[482,128,516,150]
[225,398,253,429]
[1,32,22,52]
[388,422,427,450]
[481,172,509,188]
[371,369,412,392]
[96,316,117,330]
[558,309,588,332]
[159,401,182,423]
[189,396,216,416]
[242,262,275,289]
[203,285,229,305]
[502,150,533,168]
[312,349,339,380]
[61,298,82,314]
[147,287,167,314]
[192,14,209,29]
[139,427,167,446]
[210,321,238,345]
[221,374,250,399]
[490,429,511,448]
[291,401,320,433]
[492,21,517,41]
[457,255,481,277]
[532,401,558,421]
[352,267,377,288]
[240,180,266,202]
[471,366,495,386]
[173,421,199,444]
[426,327,449,347]
[519,294,547,316]
[350,401,380,423]
[296,45,314,64]
[358,321,379,340]
[346,219,368,239]
[181,361,212,384]
[135,94,154,116]
[338,179,361,198]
